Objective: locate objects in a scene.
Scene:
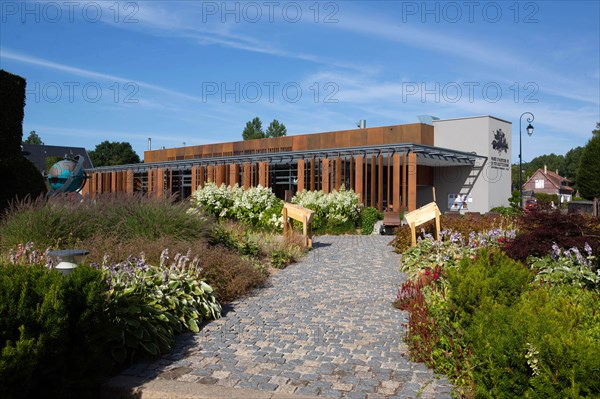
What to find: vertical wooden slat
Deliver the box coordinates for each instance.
[322,158,330,193]
[156,168,165,198]
[126,170,134,194]
[408,152,417,211]
[111,172,117,194]
[297,159,305,192]
[147,169,153,197]
[402,152,407,210]
[355,155,363,204]
[335,156,342,191]
[258,162,267,187]
[207,165,214,183]
[393,153,401,212]
[199,166,206,189]
[310,157,316,191]
[370,155,376,208]
[349,156,354,190]
[243,162,251,189]
[387,153,391,210]
[229,163,239,187]
[378,154,383,212]
[191,166,198,195]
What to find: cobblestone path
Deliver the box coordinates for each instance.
[122,235,453,399]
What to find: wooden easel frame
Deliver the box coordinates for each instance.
[282,203,316,248]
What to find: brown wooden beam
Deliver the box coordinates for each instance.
[243,162,251,189]
[297,159,305,192]
[156,168,165,198]
[322,158,330,193]
[370,155,376,208]
[378,154,383,212]
[335,156,342,191]
[198,166,205,189]
[408,152,417,211]
[393,153,401,212]
[402,152,407,210]
[355,155,363,204]
[310,157,315,191]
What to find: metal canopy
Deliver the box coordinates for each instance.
[87,143,486,173]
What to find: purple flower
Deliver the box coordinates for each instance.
[584,242,593,256]
[551,243,561,260]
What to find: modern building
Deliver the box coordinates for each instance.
[83,115,512,214]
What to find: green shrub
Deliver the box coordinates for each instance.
[360,207,381,235]
[534,192,560,207]
[447,249,533,327]
[467,286,600,398]
[0,264,111,399]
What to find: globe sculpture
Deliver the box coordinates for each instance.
[47,155,87,194]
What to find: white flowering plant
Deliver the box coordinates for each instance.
[190,183,283,230]
[292,187,361,230]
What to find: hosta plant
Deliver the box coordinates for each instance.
[528,242,599,290]
[99,251,222,362]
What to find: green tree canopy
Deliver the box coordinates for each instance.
[576,132,600,199]
[265,119,287,138]
[593,122,599,136]
[23,130,44,145]
[242,117,265,140]
[88,141,140,167]
[528,153,565,176]
[562,146,584,189]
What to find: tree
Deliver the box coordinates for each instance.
[562,146,584,189]
[528,153,565,176]
[23,130,44,145]
[265,119,287,138]
[576,132,600,199]
[593,122,599,136]
[242,117,265,140]
[88,141,140,167]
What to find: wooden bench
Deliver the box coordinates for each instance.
[380,211,402,234]
[282,203,316,248]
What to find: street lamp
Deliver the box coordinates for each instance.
[519,112,535,208]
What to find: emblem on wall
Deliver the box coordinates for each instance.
[491,129,509,154]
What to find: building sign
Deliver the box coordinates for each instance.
[448,193,472,211]
[490,128,510,171]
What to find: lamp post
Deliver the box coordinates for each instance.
[519,112,535,208]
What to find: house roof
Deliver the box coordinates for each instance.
[523,168,574,192]
[22,144,94,173]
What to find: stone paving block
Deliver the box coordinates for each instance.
[113,236,454,399]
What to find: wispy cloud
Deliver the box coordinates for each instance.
[0,48,208,104]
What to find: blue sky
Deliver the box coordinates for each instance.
[1,1,599,162]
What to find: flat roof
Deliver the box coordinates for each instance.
[433,115,512,124]
[89,142,486,173]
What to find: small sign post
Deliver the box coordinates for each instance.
[403,202,441,247]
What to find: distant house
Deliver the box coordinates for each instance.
[22,144,94,174]
[522,165,573,203]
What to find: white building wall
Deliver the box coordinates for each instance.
[433,116,512,213]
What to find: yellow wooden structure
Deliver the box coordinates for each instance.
[403,202,441,247]
[282,203,315,248]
